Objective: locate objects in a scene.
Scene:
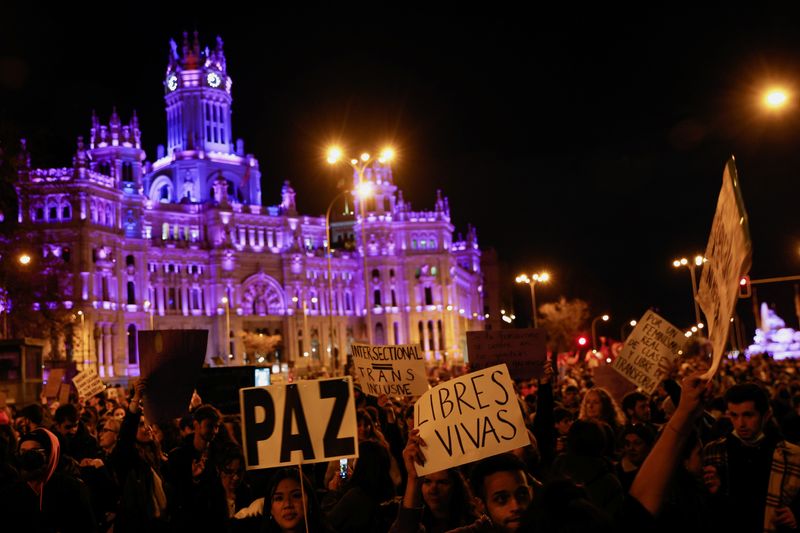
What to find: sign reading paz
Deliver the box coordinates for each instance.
[611,310,685,394]
[696,159,752,379]
[414,364,528,476]
[351,343,428,397]
[240,377,358,470]
[71,368,106,400]
[466,328,548,380]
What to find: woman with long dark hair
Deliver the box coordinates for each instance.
[263,467,326,533]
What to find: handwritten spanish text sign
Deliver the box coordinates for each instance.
[610,310,685,394]
[696,159,752,379]
[467,329,547,380]
[240,377,358,470]
[72,368,106,400]
[414,364,528,476]
[351,343,428,397]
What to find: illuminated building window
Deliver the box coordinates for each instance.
[168,288,177,310]
[428,321,435,350]
[127,324,138,364]
[425,287,433,306]
[49,206,57,220]
[431,266,438,276]
[411,239,417,249]
[127,281,136,305]
[418,321,424,350]
[374,290,381,306]
[391,289,397,307]
[62,203,71,220]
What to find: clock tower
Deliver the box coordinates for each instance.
[164,32,232,155]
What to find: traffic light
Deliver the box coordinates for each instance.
[577,336,588,347]
[738,275,751,298]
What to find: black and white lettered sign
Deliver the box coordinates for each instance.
[611,310,685,394]
[72,368,106,400]
[414,364,528,476]
[351,343,428,397]
[240,377,358,470]
[696,159,752,379]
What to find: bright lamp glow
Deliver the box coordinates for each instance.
[630,320,637,327]
[355,181,374,199]
[326,146,342,164]
[602,314,609,321]
[360,152,370,162]
[765,89,788,109]
[19,254,31,265]
[378,147,395,163]
[577,337,588,346]
[221,296,229,304]
[694,255,704,266]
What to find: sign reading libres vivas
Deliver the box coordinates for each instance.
[413,364,528,476]
[351,343,428,397]
[240,377,358,470]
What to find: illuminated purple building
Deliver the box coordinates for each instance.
[14,33,484,378]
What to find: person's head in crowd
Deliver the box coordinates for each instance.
[53,403,79,438]
[620,423,655,467]
[348,439,396,502]
[521,478,616,533]
[708,395,727,419]
[17,427,59,485]
[17,403,45,435]
[579,387,625,429]
[419,468,478,529]
[88,393,106,413]
[566,419,609,459]
[192,404,222,446]
[469,453,533,533]
[112,406,126,420]
[621,391,651,424]
[356,409,377,442]
[0,423,17,466]
[524,394,537,416]
[98,417,120,453]
[179,414,194,438]
[218,445,245,497]
[560,383,581,410]
[365,405,382,430]
[554,407,575,437]
[264,467,324,533]
[80,406,99,438]
[725,382,771,443]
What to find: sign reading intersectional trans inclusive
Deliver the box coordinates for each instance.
[351,343,428,397]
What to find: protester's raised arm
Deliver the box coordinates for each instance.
[629,373,707,515]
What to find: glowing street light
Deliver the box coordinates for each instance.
[591,313,610,351]
[220,296,231,364]
[326,144,397,346]
[672,254,706,326]
[764,88,789,110]
[515,271,550,328]
[18,254,31,266]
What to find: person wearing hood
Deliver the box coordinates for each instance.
[0,427,96,532]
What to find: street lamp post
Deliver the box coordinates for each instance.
[621,319,636,342]
[591,314,610,351]
[2,253,34,338]
[221,296,231,364]
[76,310,86,368]
[325,186,374,373]
[143,300,154,330]
[515,272,550,328]
[672,255,705,326]
[327,146,395,345]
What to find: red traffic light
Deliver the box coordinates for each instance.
[577,336,588,347]
[738,275,751,298]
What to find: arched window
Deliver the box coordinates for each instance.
[437,320,444,351]
[391,289,397,307]
[427,321,435,351]
[375,322,386,345]
[374,290,381,307]
[125,255,135,267]
[48,203,58,221]
[418,321,425,351]
[393,321,400,344]
[122,162,133,182]
[371,268,380,281]
[160,185,170,202]
[127,324,138,365]
[127,281,136,305]
[61,202,71,220]
[424,287,433,306]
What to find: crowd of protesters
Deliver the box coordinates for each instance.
[2,350,800,532]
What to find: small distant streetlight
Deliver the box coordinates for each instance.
[18,254,31,266]
[591,314,610,351]
[515,271,550,328]
[672,255,706,326]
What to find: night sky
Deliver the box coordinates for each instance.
[3,5,800,339]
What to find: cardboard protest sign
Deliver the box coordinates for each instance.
[43,368,66,398]
[351,343,428,397]
[696,159,752,379]
[610,310,685,394]
[138,330,208,423]
[240,376,358,470]
[592,365,637,403]
[72,368,106,400]
[413,364,528,476]
[466,329,548,380]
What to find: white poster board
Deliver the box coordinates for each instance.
[414,364,528,476]
[72,368,106,400]
[610,310,685,394]
[351,343,428,397]
[466,328,548,380]
[240,377,358,470]
[696,159,752,379]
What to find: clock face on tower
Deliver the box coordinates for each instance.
[207,72,221,88]
[167,74,178,91]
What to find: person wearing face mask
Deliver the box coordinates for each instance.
[0,427,96,532]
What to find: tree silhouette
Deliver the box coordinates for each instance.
[538,297,589,353]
